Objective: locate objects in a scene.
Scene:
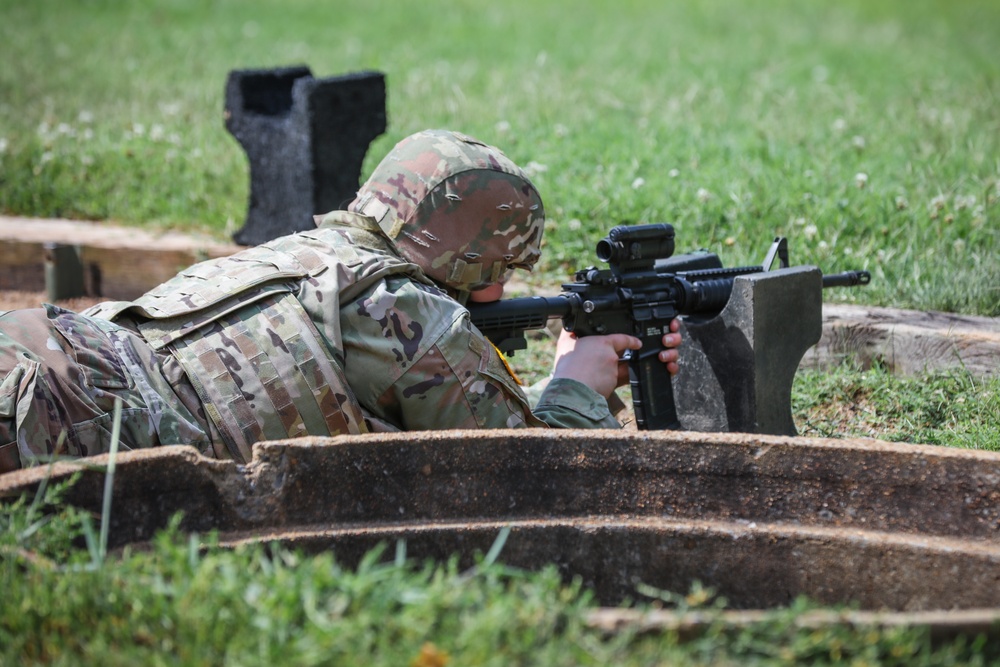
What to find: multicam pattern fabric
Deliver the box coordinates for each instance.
[0,305,211,471]
[349,129,545,299]
[317,212,616,431]
[163,291,370,463]
[81,218,406,461]
[297,211,548,431]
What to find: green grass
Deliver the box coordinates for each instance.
[4,479,997,666]
[794,364,1000,449]
[1,0,998,314]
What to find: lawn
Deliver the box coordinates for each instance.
[1,0,997,315]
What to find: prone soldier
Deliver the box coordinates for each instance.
[0,129,682,472]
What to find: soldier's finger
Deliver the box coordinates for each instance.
[607,334,642,354]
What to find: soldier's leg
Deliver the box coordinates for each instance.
[0,306,174,471]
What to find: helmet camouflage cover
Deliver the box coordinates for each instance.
[349,129,545,297]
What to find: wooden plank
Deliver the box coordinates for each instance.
[0,216,241,301]
[0,240,47,292]
[78,245,217,300]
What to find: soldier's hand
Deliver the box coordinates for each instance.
[659,318,682,376]
[552,331,641,398]
[553,319,683,398]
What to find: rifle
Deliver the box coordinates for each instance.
[468,223,870,430]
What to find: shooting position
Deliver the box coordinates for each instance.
[0,129,682,472]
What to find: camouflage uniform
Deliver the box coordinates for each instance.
[0,306,212,471]
[0,130,619,472]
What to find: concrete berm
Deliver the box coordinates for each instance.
[2,429,1000,636]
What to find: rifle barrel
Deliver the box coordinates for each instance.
[822,270,872,288]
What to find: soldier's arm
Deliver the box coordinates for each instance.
[379,315,622,431]
[342,278,621,431]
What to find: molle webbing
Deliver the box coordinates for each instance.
[162,291,367,463]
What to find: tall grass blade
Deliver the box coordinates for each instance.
[482,525,511,568]
[98,398,123,563]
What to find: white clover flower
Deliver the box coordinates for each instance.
[524,160,548,177]
[724,236,735,246]
[832,118,847,132]
[877,249,887,261]
[56,122,73,136]
[160,102,182,117]
[818,240,829,251]
[929,194,947,211]
[953,239,966,253]
[843,247,853,256]
[0,138,7,154]
[854,172,868,188]
[150,124,165,141]
[40,151,54,164]
[78,110,94,124]
[631,177,645,189]
[793,217,807,226]
[954,194,976,211]
[895,196,908,210]
[495,120,511,134]
[81,128,94,141]
[131,122,145,137]
[668,168,679,178]
[804,224,818,239]
[568,218,582,231]
[851,135,866,150]
[696,187,712,203]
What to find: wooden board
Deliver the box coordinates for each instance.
[0,216,241,300]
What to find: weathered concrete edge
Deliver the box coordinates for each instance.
[585,607,1000,642]
[5,427,999,495]
[4,430,1000,622]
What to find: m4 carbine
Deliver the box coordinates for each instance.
[467,223,870,430]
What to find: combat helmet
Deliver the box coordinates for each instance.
[349,129,545,300]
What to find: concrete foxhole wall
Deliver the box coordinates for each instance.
[3,429,1000,630]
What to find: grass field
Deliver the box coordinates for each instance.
[2,0,1000,663]
[1,0,997,315]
